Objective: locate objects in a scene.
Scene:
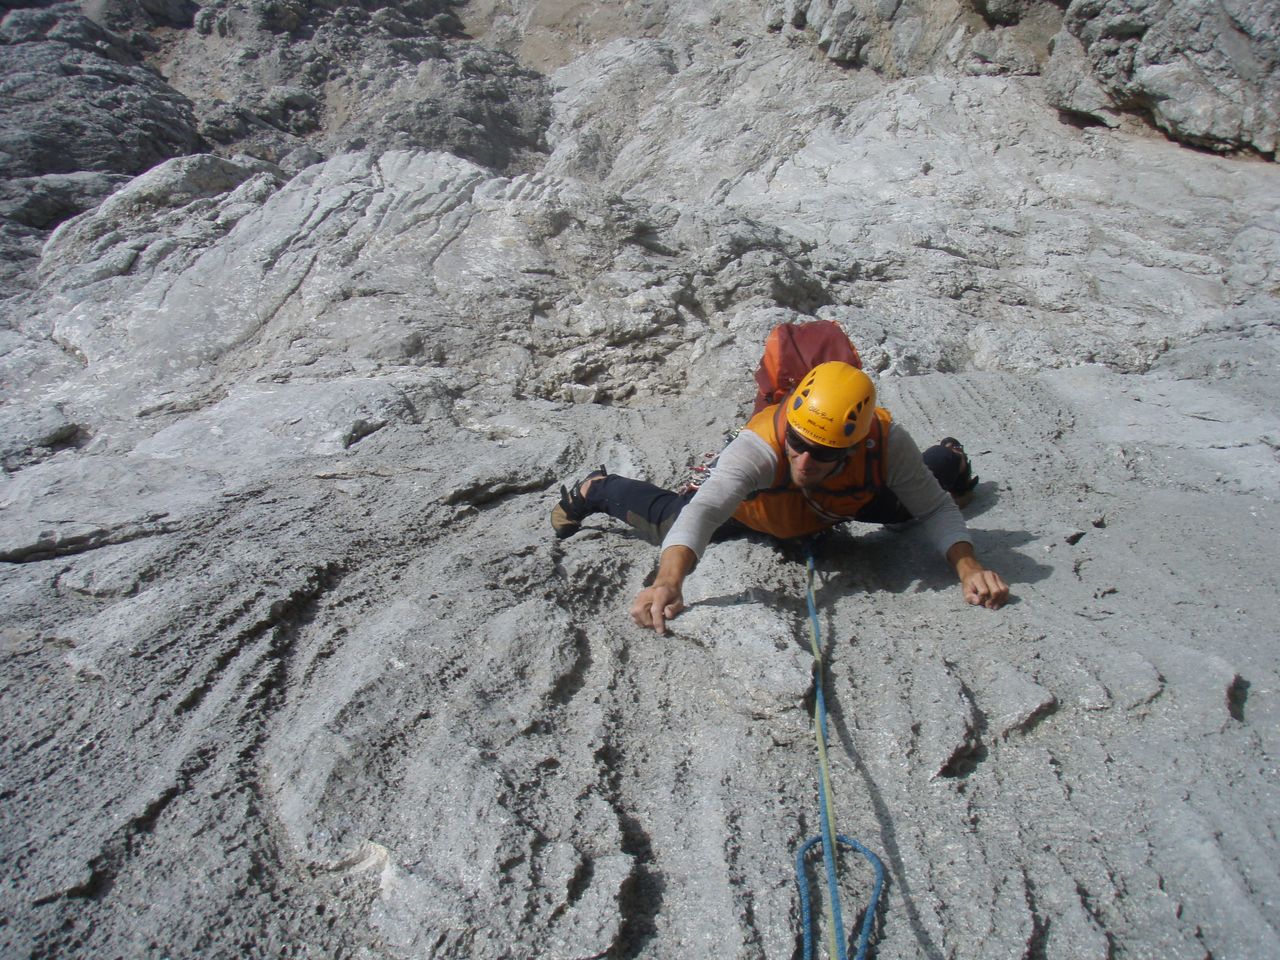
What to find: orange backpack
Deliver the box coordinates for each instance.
[752,320,863,414]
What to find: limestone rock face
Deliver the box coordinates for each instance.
[0,5,203,292]
[151,0,552,173]
[772,0,1280,154]
[0,6,203,179]
[765,0,1067,81]
[1045,0,1280,156]
[1,2,1279,960]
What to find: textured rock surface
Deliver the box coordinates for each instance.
[766,0,1055,76]
[1046,0,1280,156]
[150,0,552,173]
[1,1,1279,958]
[0,5,203,178]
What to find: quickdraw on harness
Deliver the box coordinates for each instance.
[794,545,885,960]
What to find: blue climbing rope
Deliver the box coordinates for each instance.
[793,546,885,960]
[795,836,885,960]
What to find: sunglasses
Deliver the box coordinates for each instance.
[785,427,847,463]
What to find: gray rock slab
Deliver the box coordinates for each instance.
[148,0,552,173]
[1,6,1279,959]
[1047,0,1280,156]
[0,171,131,230]
[0,7,202,178]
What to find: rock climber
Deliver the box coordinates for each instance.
[552,361,1010,633]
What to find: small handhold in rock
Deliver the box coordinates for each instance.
[1226,675,1249,722]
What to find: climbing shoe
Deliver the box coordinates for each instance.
[551,466,607,539]
[923,437,979,506]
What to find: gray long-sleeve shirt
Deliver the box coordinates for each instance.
[661,420,971,559]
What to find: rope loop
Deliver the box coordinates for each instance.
[792,544,885,959]
[795,834,885,960]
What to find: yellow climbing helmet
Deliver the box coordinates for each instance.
[785,361,876,449]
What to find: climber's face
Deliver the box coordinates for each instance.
[784,429,845,489]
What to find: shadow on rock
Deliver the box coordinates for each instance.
[826,706,947,960]
[806,525,1050,605]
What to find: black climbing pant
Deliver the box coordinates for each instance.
[580,440,974,544]
[582,474,920,547]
